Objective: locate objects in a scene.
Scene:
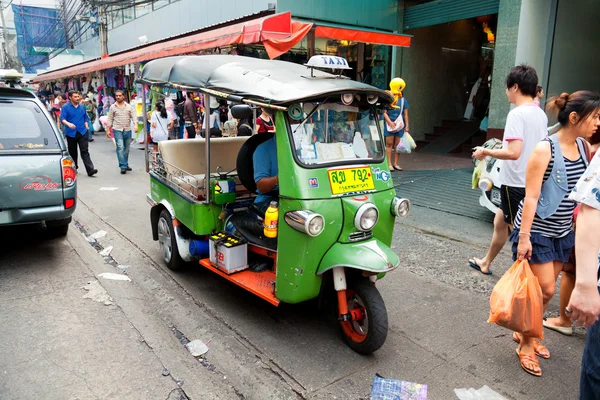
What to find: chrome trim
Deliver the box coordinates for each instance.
[354,203,379,231]
[348,231,373,242]
[391,197,411,218]
[284,210,324,237]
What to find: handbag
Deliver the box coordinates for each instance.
[389,98,405,133]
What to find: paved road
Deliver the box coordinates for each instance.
[2,135,587,399]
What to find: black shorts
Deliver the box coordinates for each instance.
[500,185,525,224]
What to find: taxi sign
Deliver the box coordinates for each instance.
[305,55,352,70]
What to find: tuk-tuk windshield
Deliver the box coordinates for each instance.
[289,103,385,166]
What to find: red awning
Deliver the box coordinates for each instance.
[314,25,411,48]
[263,21,313,59]
[33,12,295,83]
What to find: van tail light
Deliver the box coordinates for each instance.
[62,157,77,187]
[64,198,76,209]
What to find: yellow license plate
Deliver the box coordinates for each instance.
[328,167,375,195]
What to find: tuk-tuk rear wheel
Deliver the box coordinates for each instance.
[340,279,388,354]
[158,209,186,271]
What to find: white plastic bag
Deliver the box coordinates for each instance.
[395,134,412,154]
[405,132,417,150]
[92,116,101,132]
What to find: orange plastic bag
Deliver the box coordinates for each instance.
[488,260,544,339]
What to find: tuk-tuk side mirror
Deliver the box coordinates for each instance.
[231,105,253,120]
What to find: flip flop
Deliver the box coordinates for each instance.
[543,319,573,336]
[516,348,542,377]
[388,165,394,170]
[468,259,492,275]
[513,332,550,359]
[393,165,403,171]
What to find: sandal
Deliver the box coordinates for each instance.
[393,165,403,171]
[513,332,550,359]
[516,348,542,377]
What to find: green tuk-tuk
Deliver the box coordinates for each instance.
[141,55,410,354]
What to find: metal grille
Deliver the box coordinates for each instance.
[348,231,373,242]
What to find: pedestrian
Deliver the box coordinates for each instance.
[183,94,199,139]
[255,108,275,133]
[84,98,96,141]
[107,90,136,174]
[383,78,409,171]
[512,91,599,377]
[543,130,600,336]
[469,65,548,274]
[566,147,600,399]
[150,102,175,151]
[60,90,97,177]
[174,98,185,139]
[236,117,253,137]
[534,85,545,107]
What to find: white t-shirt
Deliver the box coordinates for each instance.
[151,111,174,142]
[498,103,548,187]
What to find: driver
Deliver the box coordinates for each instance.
[253,134,278,215]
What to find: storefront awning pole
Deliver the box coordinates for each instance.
[142,85,149,172]
[204,93,211,205]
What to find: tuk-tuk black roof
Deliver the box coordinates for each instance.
[138,55,393,105]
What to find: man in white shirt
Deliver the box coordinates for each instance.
[468,65,548,274]
[107,90,136,174]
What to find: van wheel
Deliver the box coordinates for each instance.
[157,209,185,271]
[339,279,388,354]
[46,223,69,237]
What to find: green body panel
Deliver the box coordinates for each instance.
[317,239,400,275]
[275,198,343,303]
[274,113,399,303]
[150,174,223,235]
[339,190,396,245]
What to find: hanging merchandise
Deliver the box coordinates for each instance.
[105,68,117,88]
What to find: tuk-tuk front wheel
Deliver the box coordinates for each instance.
[157,209,185,271]
[339,279,388,354]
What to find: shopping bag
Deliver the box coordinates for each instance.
[395,134,412,154]
[472,160,484,189]
[405,132,417,150]
[488,260,544,339]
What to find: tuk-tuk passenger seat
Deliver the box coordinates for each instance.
[158,137,249,194]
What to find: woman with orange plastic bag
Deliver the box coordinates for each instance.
[506,91,599,377]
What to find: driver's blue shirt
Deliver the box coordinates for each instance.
[253,136,278,211]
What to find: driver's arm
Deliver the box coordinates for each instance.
[257,175,278,193]
[253,143,278,193]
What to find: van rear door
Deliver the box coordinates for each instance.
[0,98,64,210]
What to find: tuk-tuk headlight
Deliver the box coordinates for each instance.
[355,203,379,231]
[285,210,325,237]
[391,197,410,218]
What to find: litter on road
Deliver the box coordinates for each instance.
[371,375,427,399]
[99,246,113,257]
[98,272,131,281]
[186,339,209,357]
[454,385,507,400]
[88,230,108,240]
[99,187,119,191]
